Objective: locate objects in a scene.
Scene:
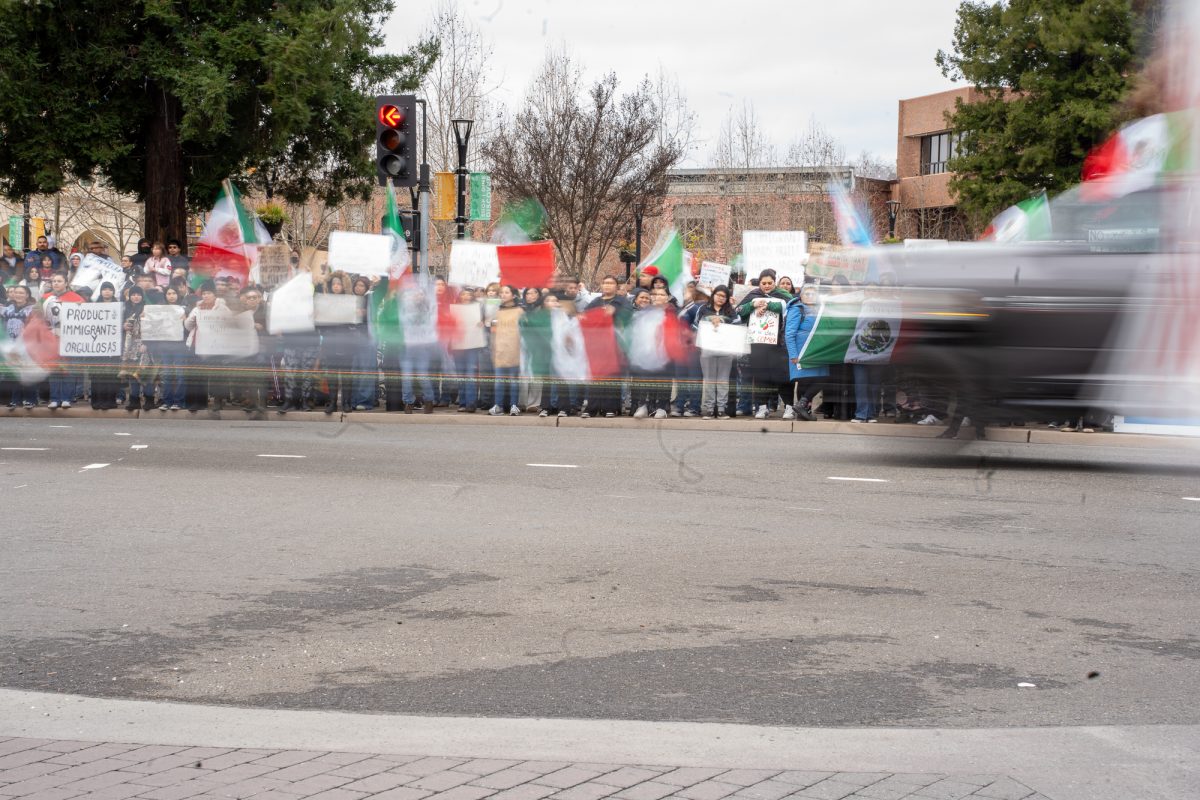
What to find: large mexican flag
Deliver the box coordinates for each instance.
[190,180,270,290]
[638,229,690,301]
[797,291,902,368]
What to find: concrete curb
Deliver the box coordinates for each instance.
[4,404,1197,449]
[0,689,1195,800]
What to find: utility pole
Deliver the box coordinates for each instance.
[451,118,474,240]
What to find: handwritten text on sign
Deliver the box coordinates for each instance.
[59,302,122,357]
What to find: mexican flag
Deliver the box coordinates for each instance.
[448,240,558,288]
[980,192,1051,243]
[625,307,689,371]
[191,180,270,290]
[638,229,690,301]
[577,306,623,378]
[830,182,873,247]
[383,183,411,278]
[798,290,902,368]
[0,313,59,384]
[1081,112,1193,201]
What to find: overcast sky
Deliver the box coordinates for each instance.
[384,0,965,168]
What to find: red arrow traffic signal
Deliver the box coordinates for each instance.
[378,104,403,127]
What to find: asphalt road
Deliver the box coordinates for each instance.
[1,417,1198,729]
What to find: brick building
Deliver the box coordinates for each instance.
[893,86,981,240]
[628,166,892,272]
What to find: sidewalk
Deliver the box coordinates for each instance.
[2,691,1197,800]
[3,405,1195,451]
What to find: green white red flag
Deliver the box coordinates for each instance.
[638,229,691,301]
[190,180,270,290]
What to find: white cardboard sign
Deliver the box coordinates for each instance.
[698,261,732,290]
[328,231,392,276]
[314,294,362,326]
[139,305,185,342]
[195,309,259,357]
[267,273,316,334]
[695,321,749,355]
[73,254,127,296]
[59,302,123,358]
[449,303,486,350]
[742,231,808,283]
[448,241,501,287]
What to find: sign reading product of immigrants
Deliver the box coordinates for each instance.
[59,302,122,357]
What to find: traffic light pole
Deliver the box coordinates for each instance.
[416,99,431,276]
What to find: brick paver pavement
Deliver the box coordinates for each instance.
[0,738,1052,800]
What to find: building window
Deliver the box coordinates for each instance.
[920,132,958,175]
[674,204,716,248]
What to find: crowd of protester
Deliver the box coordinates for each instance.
[1,233,970,426]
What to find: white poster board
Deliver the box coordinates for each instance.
[327,231,392,276]
[448,241,501,287]
[195,309,259,357]
[745,309,781,345]
[314,294,362,326]
[139,305,185,342]
[72,254,127,296]
[698,261,732,290]
[59,302,122,358]
[695,321,749,355]
[742,231,808,284]
[449,303,486,350]
[267,272,316,334]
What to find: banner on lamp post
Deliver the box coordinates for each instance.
[433,171,456,221]
[469,172,492,221]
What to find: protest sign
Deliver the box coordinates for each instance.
[314,294,362,326]
[449,303,486,349]
[698,261,732,290]
[328,231,392,276]
[695,321,750,355]
[743,231,808,283]
[732,284,753,305]
[745,309,781,345]
[59,302,122,358]
[72,254,127,295]
[449,241,502,287]
[806,243,870,283]
[267,272,316,334]
[195,309,259,357]
[139,305,184,342]
[298,246,330,282]
[255,244,292,289]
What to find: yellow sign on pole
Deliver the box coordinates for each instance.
[432,171,456,221]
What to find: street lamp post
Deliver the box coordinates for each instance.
[886,199,901,240]
[633,200,645,265]
[451,118,473,240]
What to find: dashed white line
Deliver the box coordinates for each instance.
[114,433,131,436]
[130,445,148,450]
[827,476,889,483]
[80,463,109,470]
[1,447,48,451]
[257,454,306,459]
[1003,525,1036,530]
[527,463,579,468]
[13,484,27,489]
[1185,497,1200,502]
[48,425,71,428]
[787,506,822,511]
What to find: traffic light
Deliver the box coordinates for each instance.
[375,94,417,188]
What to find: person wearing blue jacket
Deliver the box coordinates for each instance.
[784,283,828,422]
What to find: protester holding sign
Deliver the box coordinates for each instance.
[694,285,742,420]
[488,285,524,416]
[784,284,826,422]
[349,276,378,411]
[184,281,226,413]
[2,285,38,408]
[449,288,484,413]
[118,286,154,410]
[149,287,188,410]
[736,269,794,420]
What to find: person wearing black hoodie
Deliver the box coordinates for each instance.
[736,268,795,420]
[86,282,122,410]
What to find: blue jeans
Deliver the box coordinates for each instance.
[401,343,437,405]
[548,380,578,413]
[49,369,74,404]
[157,349,187,406]
[494,366,518,408]
[10,382,37,405]
[452,349,479,408]
[674,356,701,412]
[351,343,378,408]
[854,364,883,421]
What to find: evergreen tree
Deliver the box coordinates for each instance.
[936,0,1141,228]
[0,1,436,244]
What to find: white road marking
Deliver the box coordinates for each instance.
[48,425,71,428]
[1184,497,1200,502]
[787,506,822,511]
[80,463,109,470]
[271,475,302,479]
[605,494,635,499]
[2,447,48,451]
[114,433,131,436]
[257,454,306,458]
[13,485,27,489]
[130,445,148,450]
[1003,525,1036,530]
[827,476,888,483]
[527,463,579,468]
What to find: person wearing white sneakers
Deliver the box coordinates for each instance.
[736,270,793,420]
[487,285,524,417]
[784,284,827,422]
